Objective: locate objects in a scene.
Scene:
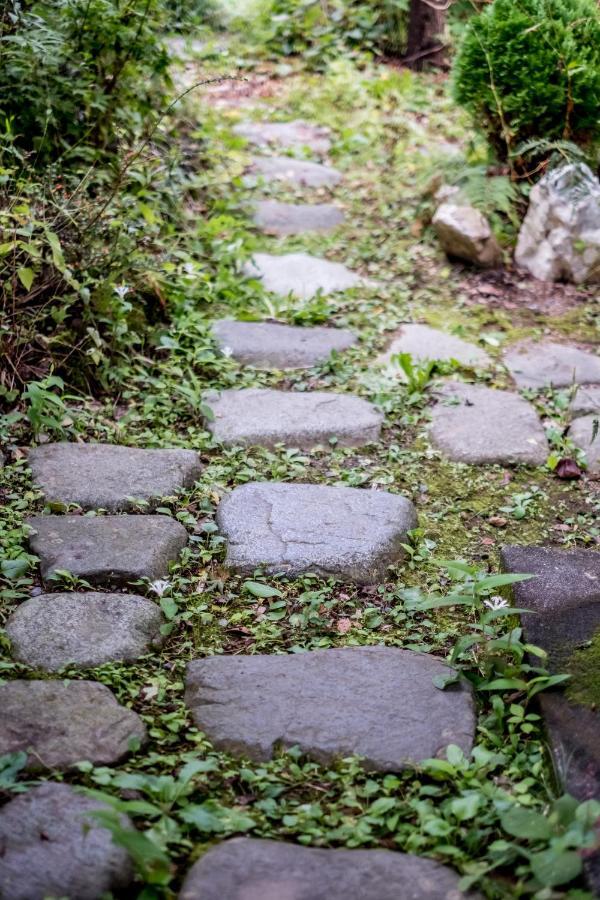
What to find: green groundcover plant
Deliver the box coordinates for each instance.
[453,0,600,164]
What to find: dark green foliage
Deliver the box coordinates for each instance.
[453,0,600,162]
[163,0,220,31]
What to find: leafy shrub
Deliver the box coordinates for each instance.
[163,0,221,31]
[453,0,600,164]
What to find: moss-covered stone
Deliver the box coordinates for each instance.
[566,628,600,709]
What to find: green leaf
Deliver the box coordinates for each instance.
[450,793,481,821]
[433,671,460,690]
[501,805,553,841]
[1,557,31,579]
[479,678,528,691]
[17,267,34,291]
[243,581,283,599]
[530,849,582,887]
[91,810,172,885]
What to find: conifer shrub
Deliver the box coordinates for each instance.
[453,0,600,163]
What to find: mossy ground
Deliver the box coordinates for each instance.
[566,629,600,709]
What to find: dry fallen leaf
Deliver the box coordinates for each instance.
[337,618,352,634]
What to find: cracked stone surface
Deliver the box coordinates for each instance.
[243,252,363,300]
[244,155,342,188]
[29,443,202,511]
[185,646,475,770]
[0,783,134,900]
[6,591,164,671]
[569,414,600,474]
[204,388,383,449]
[179,838,478,900]
[377,324,491,370]
[233,120,331,154]
[212,319,356,369]
[429,382,548,466]
[253,200,345,235]
[0,680,146,770]
[570,385,600,416]
[216,482,417,582]
[26,514,188,585]
[503,341,600,389]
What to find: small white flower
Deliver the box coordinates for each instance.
[113,284,130,300]
[149,579,170,597]
[484,596,509,611]
[183,262,195,275]
[222,346,233,358]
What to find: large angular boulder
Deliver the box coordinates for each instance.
[515,163,600,283]
[432,203,502,268]
[0,783,134,900]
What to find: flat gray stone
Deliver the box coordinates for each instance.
[186,647,475,770]
[212,319,356,369]
[245,155,342,188]
[429,382,548,466]
[217,482,417,582]
[179,838,477,900]
[26,514,188,585]
[570,414,600,473]
[243,252,363,300]
[377,324,492,370]
[253,200,345,235]
[204,389,382,449]
[29,443,202,511]
[570,384,600,415]
[0,783,134,900]
[504,341,600,389]
[6,591,164,671]
[234,121,331,154]
[0,680,146,770]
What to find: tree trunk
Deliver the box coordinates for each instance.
[405,0,448,71]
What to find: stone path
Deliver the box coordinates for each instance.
[570,414,600,473]
[179,838,479,899]
[185,646,475,769]
[212,318,356,368]
[503,340,600,389]
[244,155,342,188]
[243,251,364,299]
[204,388,383,448]
[377,323,492,370]
[217,482,417,582]
[253,199,345,235]
[233,120,332,154]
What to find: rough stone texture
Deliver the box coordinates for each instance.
[6,591,164,671]
[501,546,600,893]
[0,680,146,770]
[216,482,417,582]
[253,200,345,236]
[0,783,134,900]
[244,155,342,188]
[179,838,477,900]
[503,341,600,390]
[186,646,475,770]
[204,388,383,449]
[429,382,548,466]
[29,442,202,511]
[432,203,502,267]
[570,384,600,416]
[377,323,491,370]
[569,414,600,474]
[515,163,600,283]
[212,319,356,369]
[26,514,188,585]
[243,252,363,300]
[233,120,332,154]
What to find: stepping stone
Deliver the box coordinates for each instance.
[0,680,146,770]
[244,155,342,188]
[0,783,134,900]
[6,592,164,671]
[185,646,475,770]
[253,200,345,236]
[243,252,363,300]
[29,442,202,511]
[212,319,356,369]
[429,382,548,466]
[504,341,600,389]
[233,120,331,154]
[217,482,417,582]
[204,388,382,449]
[377,323,492,369]
[179,838,477,900]
[570,384,600,415]
[27,514,188,585]
[570,414,600,473]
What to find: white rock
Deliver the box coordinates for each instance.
[432,203,502,267]
[515,163,600,283]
